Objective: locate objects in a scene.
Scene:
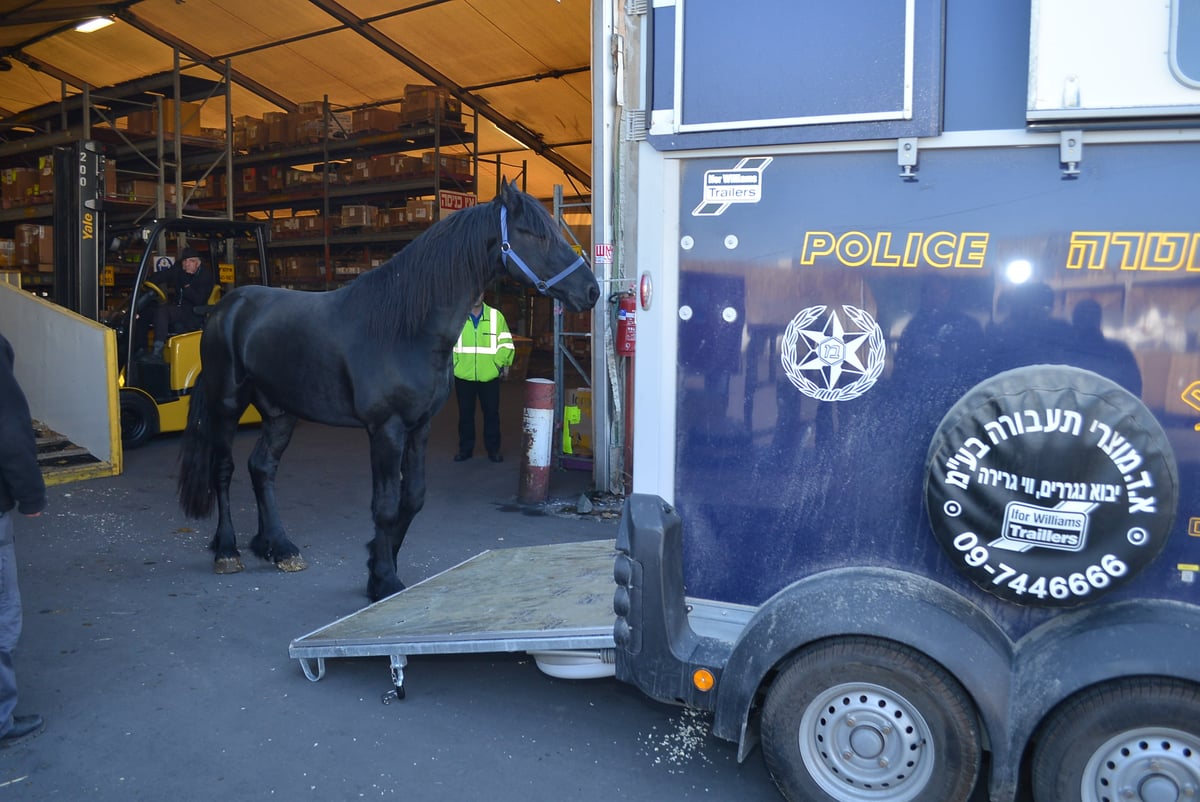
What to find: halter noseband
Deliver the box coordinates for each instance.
[499,206,587,294]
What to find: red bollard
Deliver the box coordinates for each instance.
[519,378,555,504]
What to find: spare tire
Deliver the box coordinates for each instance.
[925,365,1177,608]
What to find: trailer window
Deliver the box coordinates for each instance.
[1172,0,1200,87]
[648,0,944,149]
[1028,0,1200,121]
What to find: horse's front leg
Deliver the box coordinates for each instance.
[392,422,431,565]
[365,419,422,601]
[247,409,306,572]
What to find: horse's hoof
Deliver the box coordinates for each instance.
[276,555,308,573]
[214,557,244,574]
[368,579,406,603]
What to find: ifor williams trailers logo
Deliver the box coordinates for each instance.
[692,157,773,217]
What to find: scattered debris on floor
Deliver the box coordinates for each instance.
[546,492,624,521]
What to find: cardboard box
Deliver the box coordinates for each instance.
[240,168,264,195]
[564,387,593,456]
[297,214,324,236]
[103,159,117,196]
[402,85,461,124]
[14,224,51,267]
[283,255,325,280]
[290,107,351,143]
[263,111,291,146]
[126,100,203,137]
[115,181,175,203]
[0,239,14,267]
[352,107,402,134]
[405,198,435,225]
[349,158,371,182]
[1,167,37,208]
[419,152,472,180]
[339,204,378,228]
[244,117,269,150]
[271,217,302,239]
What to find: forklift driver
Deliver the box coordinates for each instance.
[148,247,214,360]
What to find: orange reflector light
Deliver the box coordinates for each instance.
[693,669,715,692]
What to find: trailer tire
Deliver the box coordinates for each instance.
[120,391,159,449]
[1030,677,1200,802]
[760,637,980,802]
[925,365,1177,608]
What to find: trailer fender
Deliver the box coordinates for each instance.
[614,494,734,712]
[713,568,1013,769]
[1010,598,1200,758]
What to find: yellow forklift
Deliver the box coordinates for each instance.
[105,218,270,448]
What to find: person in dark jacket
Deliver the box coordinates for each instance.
[0,332,46,747]
[150,247,214,358]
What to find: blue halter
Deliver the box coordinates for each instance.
[499,206,587,294]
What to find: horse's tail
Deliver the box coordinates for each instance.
[177,371,216,519]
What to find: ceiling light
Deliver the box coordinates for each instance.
[74,17,115,33]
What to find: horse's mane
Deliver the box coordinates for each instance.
[340,194,497,341]
[345,187,566,341]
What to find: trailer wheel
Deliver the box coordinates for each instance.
[120,391,159,449]
[761,637,980,802]
[1030,677,1200,802]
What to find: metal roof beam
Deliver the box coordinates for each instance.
[307,0,589,187]
[464,66,590,93]
[115,8,299,113]
[11,53,87,90]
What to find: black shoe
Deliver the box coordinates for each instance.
[488,454,503,463]
[0,714,44,748]
[453,452,472,462]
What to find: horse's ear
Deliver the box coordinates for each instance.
[499,177,512,201]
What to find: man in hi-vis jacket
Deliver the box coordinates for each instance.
[452,295,515,463]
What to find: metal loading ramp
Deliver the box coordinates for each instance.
[289,539,618,700]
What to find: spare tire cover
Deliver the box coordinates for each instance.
[925,365,1178,608]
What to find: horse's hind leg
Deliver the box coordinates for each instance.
[247,405,306,572]
[365,419,424,601]
[210,399,245,574]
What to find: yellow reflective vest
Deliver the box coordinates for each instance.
[453,304,515,382]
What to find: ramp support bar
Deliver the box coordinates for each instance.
[298,656,326,682]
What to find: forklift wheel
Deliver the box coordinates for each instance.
[120,392,159,449]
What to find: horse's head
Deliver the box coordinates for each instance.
[496,180,601,312]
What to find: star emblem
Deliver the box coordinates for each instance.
[795,309,872,390]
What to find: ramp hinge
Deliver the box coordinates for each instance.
[1060,130,1083,178]
[627,0,649,15]
[898,137,919,180]
[624,109,648,142]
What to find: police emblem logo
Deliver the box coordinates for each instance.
[779,304,886,401]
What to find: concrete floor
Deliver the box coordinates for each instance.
[0,381,784,801]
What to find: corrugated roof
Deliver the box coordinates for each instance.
[0,0,593,201]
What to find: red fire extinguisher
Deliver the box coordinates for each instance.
[616,292,637,356]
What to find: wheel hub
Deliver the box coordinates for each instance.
[800,681,935,802]
[1083,727,1200,802]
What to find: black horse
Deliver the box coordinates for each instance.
[177,180,600,601]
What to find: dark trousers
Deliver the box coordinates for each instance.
[455,377,501,457]
[152,304,200,344]
[0,512,22,737]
